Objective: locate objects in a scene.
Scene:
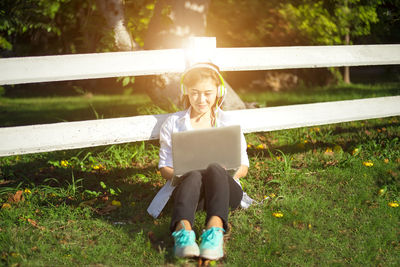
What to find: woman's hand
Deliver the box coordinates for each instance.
[233,165,248,179]
[160,166,174,181]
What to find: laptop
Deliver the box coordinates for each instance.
[171,125,242,186]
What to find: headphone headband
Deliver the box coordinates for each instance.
[181,63,221,78]
[180,63,226,98]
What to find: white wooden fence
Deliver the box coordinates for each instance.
[1,43,400,157]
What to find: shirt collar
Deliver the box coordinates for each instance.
[179,106,223,130]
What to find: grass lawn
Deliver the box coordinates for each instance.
[1,82,399,266]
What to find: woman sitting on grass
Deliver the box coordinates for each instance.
[156,62,250,260]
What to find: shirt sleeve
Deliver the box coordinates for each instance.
[158,116,174,169]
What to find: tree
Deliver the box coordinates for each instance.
[0,0,114,56]
[280,0,381,83]
[96,0,137,51]
[0,0,67,55]
[141,0,246,111]
[80,0,247,110]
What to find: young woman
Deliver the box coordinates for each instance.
[155,63,250,260]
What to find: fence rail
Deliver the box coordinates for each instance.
[1,43,400,157]
[1,45,399,85]
[1,96,399,157]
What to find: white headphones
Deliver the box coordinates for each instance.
[180,63,226,98]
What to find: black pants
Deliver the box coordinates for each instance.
[170,163,243,232]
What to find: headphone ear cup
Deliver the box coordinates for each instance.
[217,85,226,98]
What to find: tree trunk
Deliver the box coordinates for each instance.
[343,0,351,84]
[344,31,351,84]
[96,0,136,51]
[143,0,246,111]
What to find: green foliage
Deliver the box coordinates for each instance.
[0,36,12,50]
[208,0,390,48]
[280,0,381,45]
[124,0,155,48]
[0,0,68,52]
[0,0,155,56]
[208,0,289,47]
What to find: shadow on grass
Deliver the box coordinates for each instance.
[262,85,400,107]
[0,154,224,263]
[0,101,147,127]
[0,148,179,263]
[248,121,400,159]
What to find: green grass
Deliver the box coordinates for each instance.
[0,94,161,127]
[1,83,400,266]
[241,82,400,107]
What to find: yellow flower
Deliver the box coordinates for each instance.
[352,148,359,156]
[378,189,385,196]
[92,164,105,170]
[384,158,389,164]
[256,144,264,149]
[10,252,20,258]
[111,200,121,207]
[388,202,399,208]
[247,144,252,148]
[272,212,284,218]
[363,161,374,167]
[24,188,31,194]
[269,193,276,198]
[60,160,69,167]
[325,147,333,153]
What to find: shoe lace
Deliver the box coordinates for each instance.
[201,227,225,246]
[172,229,191,246]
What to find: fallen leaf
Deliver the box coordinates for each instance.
[148,231,156,243]
[0,179,16,185]
[27,218,45,230]
[1,203,11,209]
[96,204,118,215]
[79,198,98,207]
[325,160,338,167]
[8,190,24,203]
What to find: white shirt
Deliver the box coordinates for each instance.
[147,107,254,218]
[158,107,250,169]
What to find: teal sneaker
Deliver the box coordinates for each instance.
[172,227,200,258]
[199,227,225,260]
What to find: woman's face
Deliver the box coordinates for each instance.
[187,78,218,116]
